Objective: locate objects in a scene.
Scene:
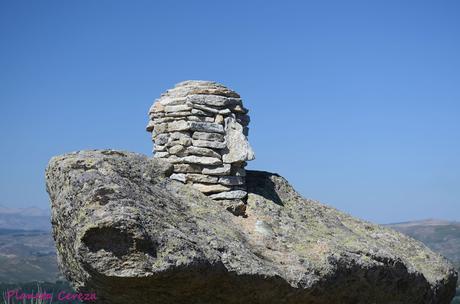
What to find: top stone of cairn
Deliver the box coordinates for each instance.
[162,80,241,100]
[146,81,255,213]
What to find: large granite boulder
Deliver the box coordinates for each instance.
[45,150,457,304]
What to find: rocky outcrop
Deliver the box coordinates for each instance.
[46,150,458,304]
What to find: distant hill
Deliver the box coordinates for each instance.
[0,205,49,217]
[0,205,51,231]
[0,228,60,283]
[387,219,460,268]
[0,206,59,283]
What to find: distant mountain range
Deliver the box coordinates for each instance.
[387,219,460,269]
[0,205,51,231]
[0,205,50,216]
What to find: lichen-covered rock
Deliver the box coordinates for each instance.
[46,150,457,304]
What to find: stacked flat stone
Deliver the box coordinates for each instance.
[146,80,255,207]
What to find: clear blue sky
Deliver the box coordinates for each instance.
[1,0,459,223]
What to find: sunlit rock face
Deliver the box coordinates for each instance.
[45,150,458,304]
[146,81,255,215]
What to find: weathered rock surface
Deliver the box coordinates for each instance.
[46,150,458,304]
[222,117,255,163]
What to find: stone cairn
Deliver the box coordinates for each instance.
[146,81,255,214]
